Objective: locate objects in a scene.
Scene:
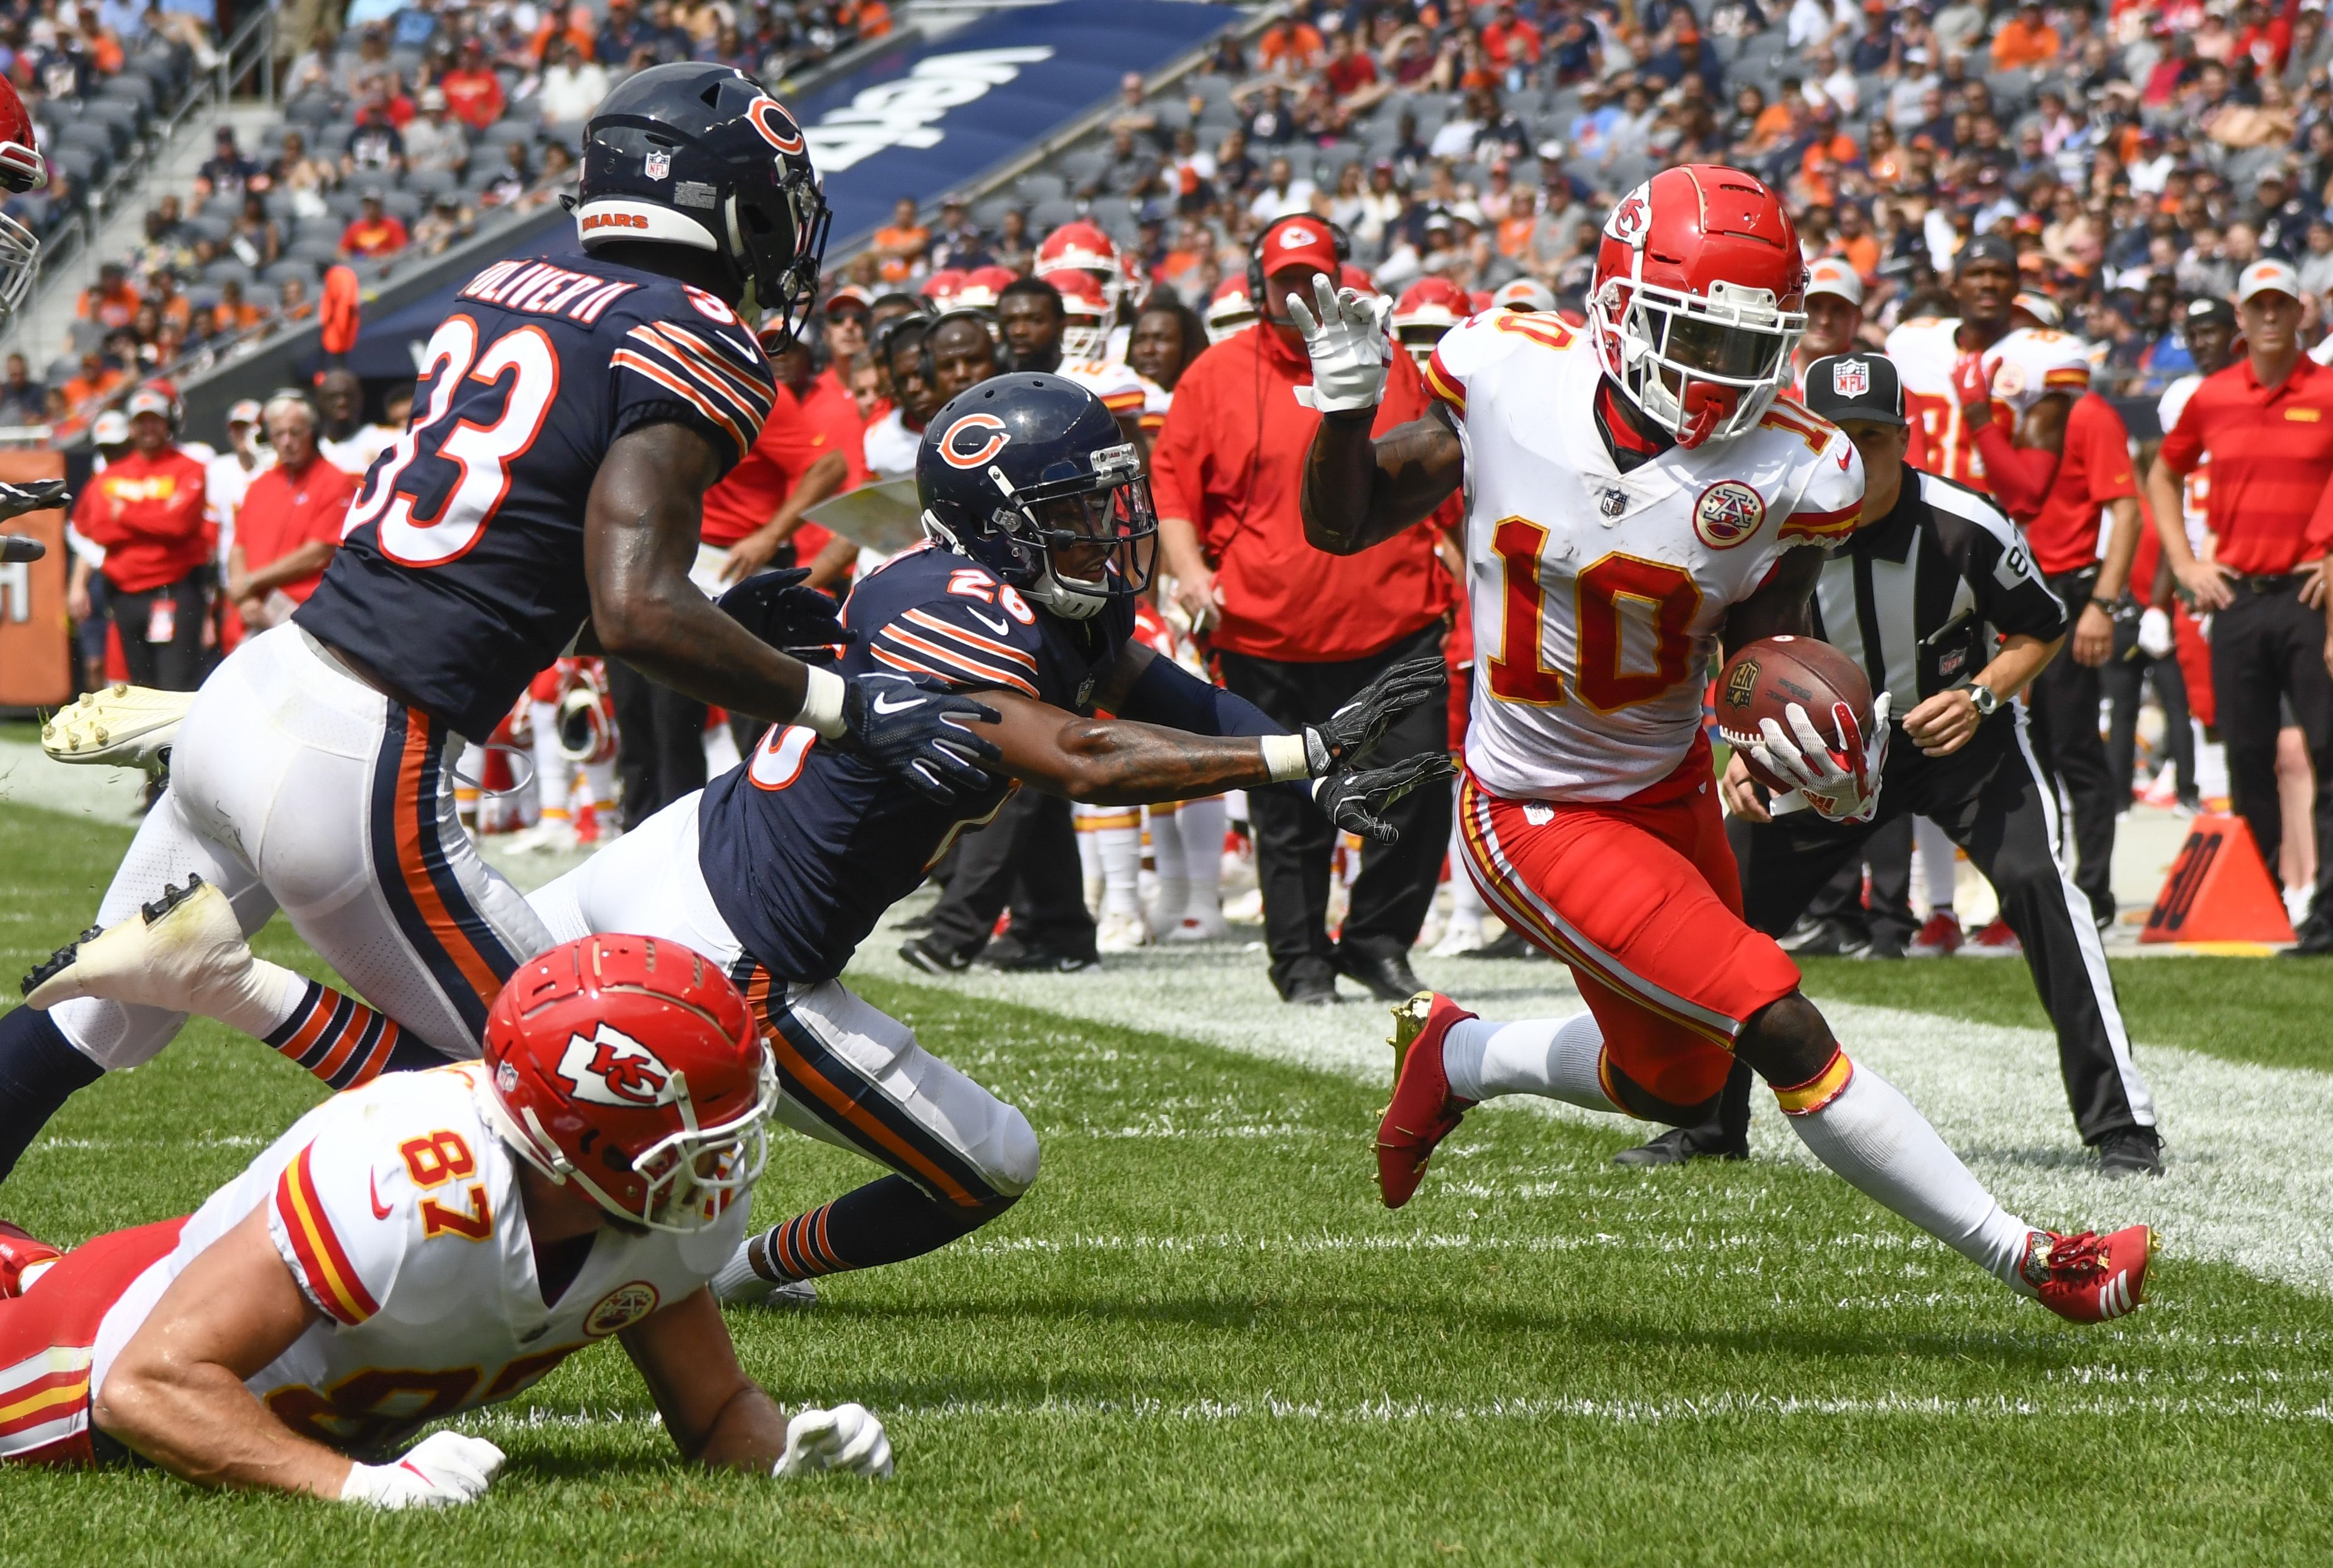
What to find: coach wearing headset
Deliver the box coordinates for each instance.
[1153,216,1455,1005]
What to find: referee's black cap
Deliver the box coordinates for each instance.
[1802,352,1906,428]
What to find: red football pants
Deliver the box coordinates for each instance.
[1456,762,1803,1117]
[0,1219,185,1466]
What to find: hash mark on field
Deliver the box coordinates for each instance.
[875,1392,2333,1424]
[853,919,2333,1296]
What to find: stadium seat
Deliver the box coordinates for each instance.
[1028,196,1079,231]
[1014,172,1067,206]
[480,119,536,148]
[201,256,256,289]
[972,195,1015,231]
[1088,195,1134,235]
[288,235,343,266]
[381,189,423,222]
[66,319,104,354]
[259,258,312,288]
[46,356,78,387]
[405,166,461,199]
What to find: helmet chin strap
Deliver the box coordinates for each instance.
[1026,564,1107,619]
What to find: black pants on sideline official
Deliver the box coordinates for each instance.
[2210,580,2333,917]
[2102,614,2195,806]
[106,571,206,691]
[1693,709,2155,1149]
[606,659,708,831]
[2023,569,2117,923]
[1214,621,1452,998]
[922,788,1097,963]
[1800,815,1916,947]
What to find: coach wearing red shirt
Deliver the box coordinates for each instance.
[1154,216,1455,1005]
[2019,386,2143,927]
[72,384,210,690]
[226,392,352,639]
[2149,259,2333,953]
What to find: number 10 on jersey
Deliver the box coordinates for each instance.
[1484,517,1703,712]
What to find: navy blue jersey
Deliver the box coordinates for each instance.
[295,253,775,740]
[699,543,1135,983]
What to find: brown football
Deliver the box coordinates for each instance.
[1714,636,1876,793]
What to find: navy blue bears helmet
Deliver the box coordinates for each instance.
[577,62,829,343]
[917,373,1159,620]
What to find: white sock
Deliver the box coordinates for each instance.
[1914,817,1957,911]
[1075,806,1144,918]
[581,759,615,812]
[1145,806,1185,932]
[1441,1012,1618,1112]
[1781,1055,2031,1288]
[1180,796,1226,918]
[530,700,566,821]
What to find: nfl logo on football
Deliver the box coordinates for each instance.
[1831,358,1869,398]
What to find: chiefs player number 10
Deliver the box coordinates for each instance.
[1485,516,1704,712]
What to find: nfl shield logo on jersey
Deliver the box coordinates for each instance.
[1831,359,1869,398]
[1599,485,1627,518]
[1693,479,1766,549]
[644,149,671,180]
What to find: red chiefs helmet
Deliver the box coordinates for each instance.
[1039,266,1111,362]
[920,267,967,311]
[480,934,775,1233]
[1205,275,1255,343]
[1588,164,1806,448]
[1392,277,1471,363]
[1036,220,1125,307]
[0,75,40,315]
[954,264,1019,313]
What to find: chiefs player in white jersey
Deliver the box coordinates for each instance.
[1296,164,2152,1323]
[0,935,892,1495]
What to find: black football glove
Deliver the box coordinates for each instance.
[0,478,69,523]
[840,672,1002,804]
[1313,749,1455,844]
[1303,652,1448,773]
[716,567,853,662]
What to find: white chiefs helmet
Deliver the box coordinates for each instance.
[555,663,618,764]
[1041,266,1112,362]
[1035,220,1126,311]
[1985,327,2092,416]
[1588,164,1806,448]
[1491,277,1556,313]
[1206,275,1255,343]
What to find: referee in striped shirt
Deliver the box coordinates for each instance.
[1617,353,2164,1177]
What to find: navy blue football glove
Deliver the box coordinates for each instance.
[840,673,1002,803]
[1305,651,1448,772]
[716,567,853,663]
[1313,750,1455,844]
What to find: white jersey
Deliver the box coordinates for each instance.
[861,406,920,479]
[2156,373,2210,550]
[1426,310,1864,801]
[91,1065,743,1458]
[1057,356,1159,425]
[1884,317,2091,488]
[206,450,271,558]
[319,422,397,481]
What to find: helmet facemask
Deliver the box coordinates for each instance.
[929,441,1159,620]
[1592,275,1802,448]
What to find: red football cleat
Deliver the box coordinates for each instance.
[0,1220,61,1299]
[2021,1225,2156,1323]
[1907,910,1962,957]
[1376,992,1477,1209]
[1965,916,2022,956]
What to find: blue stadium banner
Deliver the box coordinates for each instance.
[789,0,1241,247]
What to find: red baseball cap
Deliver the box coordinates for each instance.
[1257,216,1339,280]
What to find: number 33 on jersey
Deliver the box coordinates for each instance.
[1424,309,1864,801]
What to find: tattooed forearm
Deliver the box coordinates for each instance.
[1047,719,1281,804]
[1301,408,1465,556]
[1720,544,1820,659]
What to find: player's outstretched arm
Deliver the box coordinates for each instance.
[621,1287,891,1478]
[94,1203,482,1503]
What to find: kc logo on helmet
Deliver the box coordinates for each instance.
[557,1023,682,1108]
[1830,358,1869,397]
[1693,479,1767,549]
[1604,182,1651,242]
[940,411,1009,469]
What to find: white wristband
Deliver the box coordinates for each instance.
[799,666,847,741]
[1261,732,1312,782]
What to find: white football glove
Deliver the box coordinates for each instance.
[2137,606,2174,659]
[1286,272,1392,414]
[774,1403,894,1479]
[339,1431,506,1509]
[1751,692,1890,825]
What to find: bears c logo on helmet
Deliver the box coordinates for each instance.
[745,96,806,156]
[557,1023,683,1108]
[940,411,1009,469]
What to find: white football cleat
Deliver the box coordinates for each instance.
[1095,909,1151,953]
[1428,916,1486,957]
[504,816,581,854]
[41,684,196,773]
[23,876,282,1035]
[1167,907,1231,942]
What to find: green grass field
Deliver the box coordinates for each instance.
[3,802,2331,1565]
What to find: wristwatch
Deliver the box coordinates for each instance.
[1966,683,2001,718]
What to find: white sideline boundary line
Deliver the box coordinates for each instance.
[848,920,2333,1297]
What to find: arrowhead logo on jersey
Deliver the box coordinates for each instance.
[556,1024,683,1108]
[644,149,670,180]
[1830,359,1869,398]
[1693,479,1766,549]
[584,1280,662,1337]
[939,411,1010,469]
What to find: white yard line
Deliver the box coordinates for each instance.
[849,923,2333,1297]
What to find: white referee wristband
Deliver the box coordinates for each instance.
[799,666,848,741]
[1261,732,1313,783]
